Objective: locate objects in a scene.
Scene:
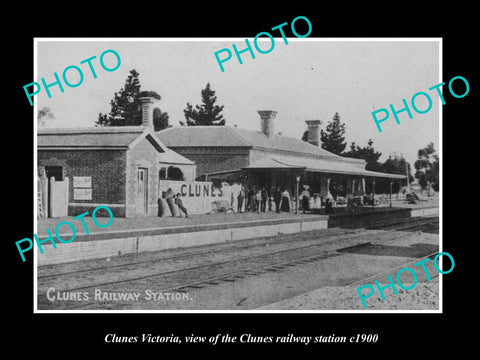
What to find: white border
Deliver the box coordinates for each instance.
[33,37,442,314]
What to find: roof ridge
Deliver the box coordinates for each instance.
[224,126,253,147]
[38,126,146,134]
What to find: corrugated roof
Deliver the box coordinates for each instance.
[246,155,406,179]
[156,126,363,164]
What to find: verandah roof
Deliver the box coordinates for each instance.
[244,156,406,179]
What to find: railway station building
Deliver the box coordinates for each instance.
[37,99,196,218]
[156,110,405,206]
[37,96,405,219]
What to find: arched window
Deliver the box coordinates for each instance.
[167,166,184,181]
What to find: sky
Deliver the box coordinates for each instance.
[35,38,440,166]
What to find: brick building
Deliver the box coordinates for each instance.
[37,98,195,218]
[156,111,405,201]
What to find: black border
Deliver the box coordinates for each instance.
[7,5,473,354]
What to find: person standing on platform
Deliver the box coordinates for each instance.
[268,188,273,211]
[281,189,291,212]
[346,193,356,215]
[325,191,334,214]
[274,187,282,214]
[165,187,176,217]
[237,186,245,213]
[260,187,268,212]
[248,188,256,212]
[301,186,311,214]
[255,189,262,214]
[174,193,189,218]
[313,193,321,214]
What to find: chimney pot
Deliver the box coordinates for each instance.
[258,110,277,138]
[305,120,322,146]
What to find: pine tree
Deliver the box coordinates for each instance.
[95,70,169,128]
[182,83,226,126]
[96,69,141,127]
[320,112,347,154]
[343,139,382,166]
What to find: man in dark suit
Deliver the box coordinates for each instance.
[261,187,268,212]
[237,186,245,213]
[273,187,282,214]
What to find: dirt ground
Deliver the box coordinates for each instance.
[257,276,440,311]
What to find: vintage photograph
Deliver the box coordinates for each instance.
[33,38,441,312]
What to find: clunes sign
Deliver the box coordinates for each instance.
[180,182,224,198]
[160,180,228,198]
[159,180,241,214]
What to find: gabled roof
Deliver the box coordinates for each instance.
[156,126,250,148]
[156,126,364,165]
[37,126,195,165]
[38,126,150,150]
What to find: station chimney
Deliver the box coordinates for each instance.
[305,120,322,147]
[139,97,155,129]
[258,110,278,138]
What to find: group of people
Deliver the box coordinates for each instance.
[300,187,335,214]
[158,184,337,219]
[236,187,292,214]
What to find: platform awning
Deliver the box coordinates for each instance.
[244,156,406,179]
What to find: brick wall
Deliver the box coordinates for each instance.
[38,150,127,216]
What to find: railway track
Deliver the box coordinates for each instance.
[37,227,356,279]
[38,216,438,279]
[37,216,439,310]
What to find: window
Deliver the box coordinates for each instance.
[44,166,63,181]
[159,167,167,180]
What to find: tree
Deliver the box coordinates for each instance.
[343,139,382,193]
[343,139,382,170]
[96,69,141,127]
[320,112,347,155]
[379,153,415,193]
[153,108,170,132]
[38,106,54,127]
[343,141,412,194]
[301,130,308,142]
[414,142,439,191]
[182,83,226,126]
[382,154,414,183]
[95,70,169,128]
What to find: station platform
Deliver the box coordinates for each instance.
[35,203,439,266]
